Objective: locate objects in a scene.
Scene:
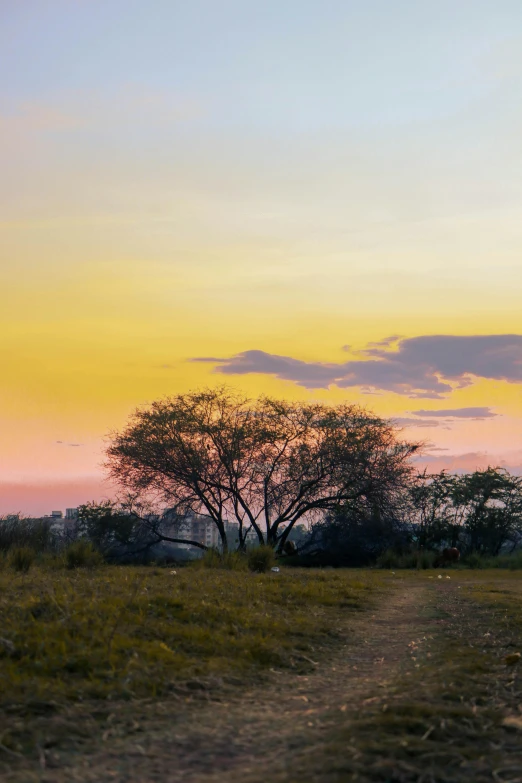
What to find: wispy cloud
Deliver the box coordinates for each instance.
[410,407,497,419]
[392,417,442,428]
[193,335,522,398]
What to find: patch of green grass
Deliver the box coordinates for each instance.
[0,565,380,766]
[0,566,377,708]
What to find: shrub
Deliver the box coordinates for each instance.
[462,551,486,569]
[376,549,395,569]
[376,548,436,570]
[0,516,56,554]
[196,548,248,571]
[418,550,437,569]
[65,540,104,569]
[494,551,522,570]
[247,545,276,573]
[462,551,522,570]
[9,546,35,573]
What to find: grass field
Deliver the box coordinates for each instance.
[0,563,377,771]
[301,570,522,783]
[1,565,522,782]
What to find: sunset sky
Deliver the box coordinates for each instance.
[2,1,522,515]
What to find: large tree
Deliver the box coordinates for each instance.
[408,467,522,556]
[409,470,466,549]
[106,387,419,551]
[455,468,522,555]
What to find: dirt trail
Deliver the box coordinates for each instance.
[41,579,432,783]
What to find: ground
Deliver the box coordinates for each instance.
[2,569,522,782]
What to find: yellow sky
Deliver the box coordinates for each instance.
[2,2,522,513]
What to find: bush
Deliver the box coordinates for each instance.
[462,551,486,569]
[0,516,56,554]
[196,548,248,571]
[462,551,522,570]
[198,544,276,573]
[9,546,36,573]
[376,549,397,569]
[247,545,276,573]
[376,548,436,570]
[418,550,437,569]
[494,551,522,570]
[65,540,104,569]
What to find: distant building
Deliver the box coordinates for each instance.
[65,508,79,520]
[50,510,63,519]
[162,511,220,550]
[224,521,240,548]
[222,521,259,548]
[159,510,271,552]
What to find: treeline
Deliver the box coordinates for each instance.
[2,388,521,568]
[303,467,522,567]
[2,465,522,568]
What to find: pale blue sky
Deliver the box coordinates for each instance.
[2,0,521,132]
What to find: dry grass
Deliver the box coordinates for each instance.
[289,570,522,783]
[4,567,522,782]
[0,564,377,767]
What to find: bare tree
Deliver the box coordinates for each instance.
[106,387,419,552]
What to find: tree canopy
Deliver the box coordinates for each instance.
[106,387,419,551]
[408,467,522,555]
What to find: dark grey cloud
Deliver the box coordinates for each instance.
[410,407,498,419]
[392,417,441,428]
[193,349,338,389]
[56,440,82,447]
[192,334,522,398]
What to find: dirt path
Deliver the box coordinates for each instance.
[37,578,433,783]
